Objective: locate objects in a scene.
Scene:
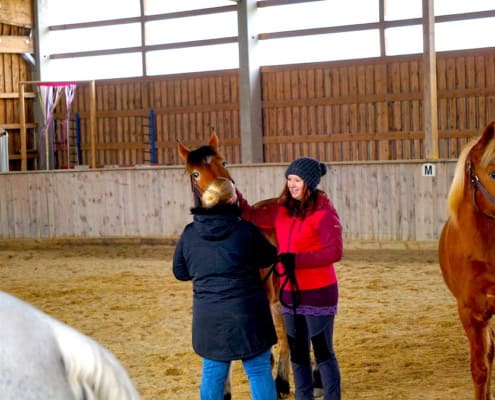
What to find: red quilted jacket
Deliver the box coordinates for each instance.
[238,192,343,291]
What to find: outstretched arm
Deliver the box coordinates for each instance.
[236,189,278,231]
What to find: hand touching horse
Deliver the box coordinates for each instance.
[439,121,495,400]
[0,290,140,400]
[178,132,291,399]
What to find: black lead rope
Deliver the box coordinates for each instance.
[189,175,203,207]
[270,261,301,315]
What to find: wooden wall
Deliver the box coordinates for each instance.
[53,48,495,168]
[72,70,241,167]
[0,21,35,171]
[262,49,495,162]
[2,47,495,170]
[0,161,455,242]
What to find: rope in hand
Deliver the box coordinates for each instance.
[262,253,301,314]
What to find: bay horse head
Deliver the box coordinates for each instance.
[177,130,233,207]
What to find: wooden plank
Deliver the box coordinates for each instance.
[314,68,325,157]
[307,69,316,154]
[0,0,32,27]
[399,164,415,240]
[275,71,285,162]
[89,81,97,168]
[0,35,33,53]
[401,62,412,159]
[414,164,434,240]
[392,62,402,159]
[375,63,389,159]
[290,70,299,160]
[298,69,308,155]
[340,66,350,160]
[281,70,292,162]
[0,91,35,98]
[456,57,466,132]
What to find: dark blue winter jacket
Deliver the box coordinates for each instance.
[173,204,278,361]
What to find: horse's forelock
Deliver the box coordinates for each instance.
[187,145,217,166]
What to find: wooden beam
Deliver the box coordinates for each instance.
[89,80,97,168]
[0,36,33,53]
[19,83,27,171]
[0,123,36,129]
[238,0,263,163]
[0,92,36,99]
[423,0,439,160]
[0,0,32,28]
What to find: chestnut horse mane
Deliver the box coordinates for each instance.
[447,124,495,224]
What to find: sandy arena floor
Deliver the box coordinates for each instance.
[0,241,484,399]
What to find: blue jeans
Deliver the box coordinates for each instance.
[200,349,276,400]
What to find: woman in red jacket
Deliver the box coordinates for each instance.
[237,157,343,400]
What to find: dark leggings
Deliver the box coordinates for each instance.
[283,313,336,364]
[284,313,341,399]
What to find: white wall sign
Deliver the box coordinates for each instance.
[422,163,436,177]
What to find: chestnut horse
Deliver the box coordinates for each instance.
[178,132,291,400]
[439,121,495,400]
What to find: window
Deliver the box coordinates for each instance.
[37,0,495,80]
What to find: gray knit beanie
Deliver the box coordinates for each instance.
[285,157,327,191]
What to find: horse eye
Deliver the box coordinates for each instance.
[192,171,199,179]
[222,161,228,168]
[490,171,495,179]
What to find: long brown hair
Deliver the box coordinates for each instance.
[279,184,327,219]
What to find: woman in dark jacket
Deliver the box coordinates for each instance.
[173,177,278,400]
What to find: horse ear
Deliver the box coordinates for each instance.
[480,121,495,144]
[208,128,219,149]
[177,141,190,161]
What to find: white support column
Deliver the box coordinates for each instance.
[423,0,439,160]
[237,0,263,163]
[33,0,49,81]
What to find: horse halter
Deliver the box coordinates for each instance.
[188,169,236,208]
[467,158,495,219]
[189,174,203,208]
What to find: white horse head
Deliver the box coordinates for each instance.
[0,290,140,400]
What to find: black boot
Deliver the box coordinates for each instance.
[291,362,314,400]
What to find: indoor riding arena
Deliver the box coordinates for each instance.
[0,238,473,399]
[2,1,495,400]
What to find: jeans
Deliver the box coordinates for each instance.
[200,349,277,400]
